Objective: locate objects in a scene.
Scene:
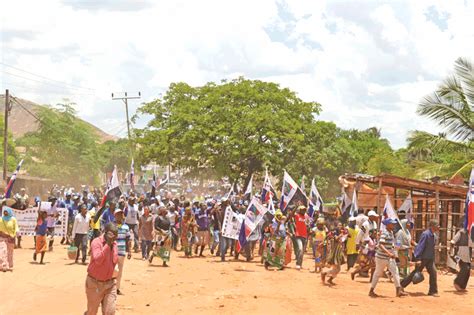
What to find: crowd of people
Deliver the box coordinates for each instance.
[0,185,472,315]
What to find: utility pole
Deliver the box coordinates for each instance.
[3,89,11,182]
[111,92,141,158]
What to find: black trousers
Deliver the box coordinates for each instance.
[401,258,438,294]
[347,254,358,269]
[454,261,471,290]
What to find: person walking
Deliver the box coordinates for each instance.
[85,223,119,315]
[124,197,139,253]
[396,219,414,279]
[292,206,309,270]
[72,204,91,264]
[0,207,19,271]
[401,220,439,296]
[139,206,154,260]
[114,208,132,295]
[346,217,359,271]
[321,221,346,285]
[450,220,471,292]
[369,218,406,298]
[33,210,48,264]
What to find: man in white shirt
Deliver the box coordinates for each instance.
[72,204,91,264]
[46,197,59,251]
[356,210,379,247]
[124,197,139,252]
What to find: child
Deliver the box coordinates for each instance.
[351,228,377,281]
[311,217,327,273]
[34,210,48,264]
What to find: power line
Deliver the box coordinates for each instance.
[10,96,41,122]
[2,70,96,94]
[0,62,95,91]
[0,81,97,97]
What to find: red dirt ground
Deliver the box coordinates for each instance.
[1,237,473,315]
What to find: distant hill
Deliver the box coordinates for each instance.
[0,95,117,142]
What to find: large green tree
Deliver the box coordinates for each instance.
[407,57,474,178]
[135,77,321,186]
[18,101,104,184]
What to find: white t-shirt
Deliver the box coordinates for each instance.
[125,204,139,225]
[46,205,58,228]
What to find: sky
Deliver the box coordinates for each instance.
[1,0,473,148]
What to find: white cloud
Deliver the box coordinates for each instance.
[1,0,473,146]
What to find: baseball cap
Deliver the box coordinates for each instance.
[368,210,379,217]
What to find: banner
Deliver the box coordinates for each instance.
[9,205,69,237]
[221,206,243,240]
[238,197,269,248]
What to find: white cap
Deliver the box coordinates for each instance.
[348,217,357,222]
[368,210,379,217]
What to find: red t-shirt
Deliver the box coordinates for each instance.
[294,213,308,238]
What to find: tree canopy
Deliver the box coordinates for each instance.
[18,101,104,184]
[135,77,401,197]
[407,57,474,178]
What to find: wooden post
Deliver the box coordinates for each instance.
[376,177,383,214]
[394,187,397,209]
[3,89,9,182]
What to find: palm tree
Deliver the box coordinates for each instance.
[408,57,473,178]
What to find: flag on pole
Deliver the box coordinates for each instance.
[381,194,402,232]
[243,175,253,201]
[398,194,414,227]
[280,171,298,212]
[464,167,474,244]
[130,159,135,191]
[4,159,24,198]
[308,178,324,218]
[150,170,157,198]
[261,169,278,203]
[279,171,308,213]
[226,181,240,200]
[300,175,306,193]
[267,199,276,215]
[341,191,352,214]
[237,197,268,252]
[95,166,122,222]
[349,189,358,217]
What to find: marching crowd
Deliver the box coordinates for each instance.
[0,186,472,315]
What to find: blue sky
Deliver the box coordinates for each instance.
[1,0,473,148]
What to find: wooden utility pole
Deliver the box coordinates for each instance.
[3,89,10,182]
[111,92,141,159]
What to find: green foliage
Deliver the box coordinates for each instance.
[407,57,474,179]
[0,114,19,171]
[18,101,104,184]
[135,78,405,198]
[135,77,321,186]
[100,139,131,173]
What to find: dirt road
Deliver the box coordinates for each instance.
[1,237,472,315]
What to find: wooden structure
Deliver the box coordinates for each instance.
[339,173,468,265]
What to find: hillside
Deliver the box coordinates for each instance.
[0,95,117,142]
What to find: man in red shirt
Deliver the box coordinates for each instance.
[293,205,308,270]
[85,223,119,315]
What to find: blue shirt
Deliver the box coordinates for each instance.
[100,208,116,227]
[414,229,436,260]
[272,220,286,237]
[36,219,48,236]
